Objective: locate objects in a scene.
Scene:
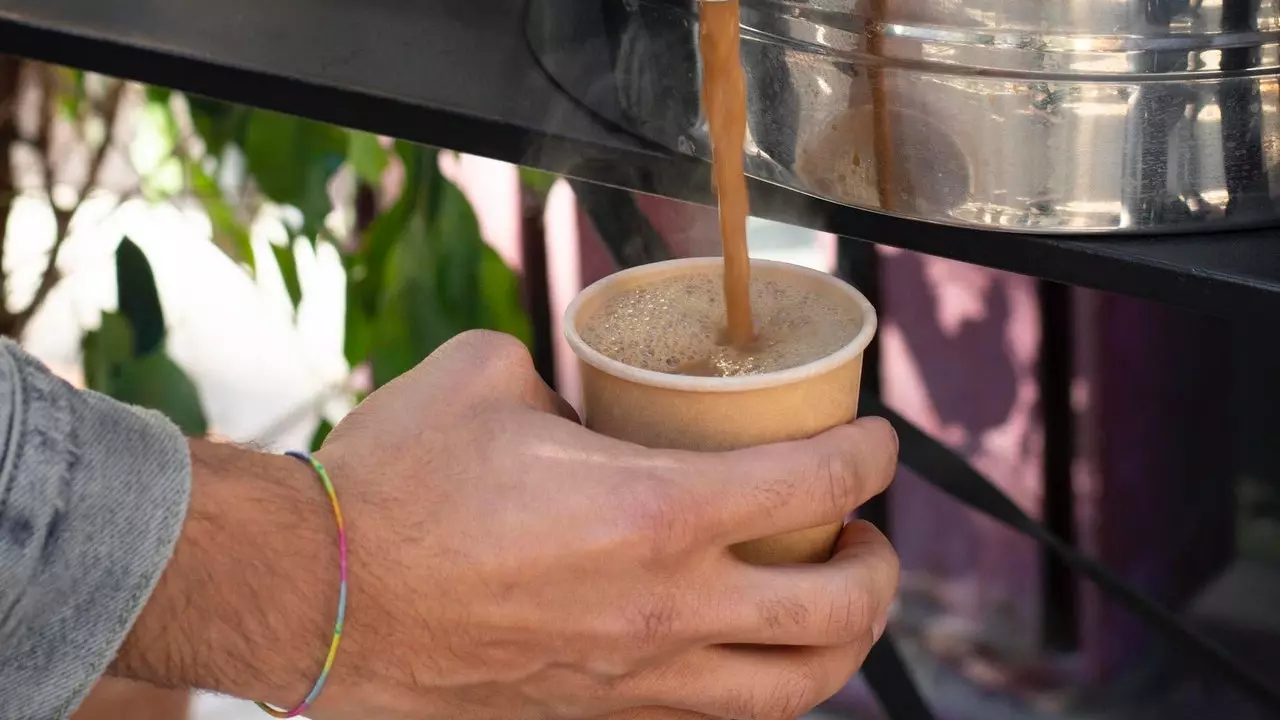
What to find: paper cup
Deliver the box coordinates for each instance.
[565,258,878,564]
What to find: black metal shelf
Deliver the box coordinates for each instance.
[3,0,1280,318]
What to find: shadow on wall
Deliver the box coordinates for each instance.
[880,247,1046,663]
[880,249,1019,455]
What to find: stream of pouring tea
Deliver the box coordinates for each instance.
[699,0,754,348]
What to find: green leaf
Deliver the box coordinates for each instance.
[86,234,208,436]
[81,313,208,436]
[370,282,458,388]
[342,299,372,368]
[365,162,532,385]
[518,167,558,200]
[112,352,209,436]
[372,243,458,385]
[115,237,166,356]
[346,139,531,388]
[362,143,431,279]
[431,182,484,314]
[82,313,134,395]
[355,188,410,309]
[145,86,172,105]
[55,67,86,121]
[347,131,388,185]
[311,419,334,452]
[271,243,303,310]
[367,188,448,383]
[187,95,244,158]
[343,141,434,360]
[476,241,533,345]
[132,98,182,198]
[244,110,346,238]
[144,157,185,200]
[188,161,254,273]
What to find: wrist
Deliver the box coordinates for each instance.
[114,440,341,708]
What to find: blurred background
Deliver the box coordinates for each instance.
[2,60,1276,720]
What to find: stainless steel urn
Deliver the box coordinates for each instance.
[531,0,1280,234]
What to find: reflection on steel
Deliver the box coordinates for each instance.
[529,0,1280,233]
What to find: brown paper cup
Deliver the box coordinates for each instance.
[565,258,878,565]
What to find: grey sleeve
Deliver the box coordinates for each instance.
[0,339,191,720]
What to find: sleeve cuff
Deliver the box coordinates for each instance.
[0,340,191,719]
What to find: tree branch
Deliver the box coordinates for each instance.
[13,73,126,335]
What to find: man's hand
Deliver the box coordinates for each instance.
[117,330,900,720]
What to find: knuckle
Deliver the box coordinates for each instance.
[758,595,810,635]
[624,591,682,649]
[453,330,535,375]
[812,447,856,515]
[830,579,875,641]
[522,671,602,720]
[809,420,901,515]
[482,334,536,371]
[621,478,696,563]
[720,688,754,720]
[760,665,819,720]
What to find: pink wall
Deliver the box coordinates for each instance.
[439,153,522,270]
[880,248,1047,663]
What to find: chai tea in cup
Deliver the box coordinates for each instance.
[565,258,877,564]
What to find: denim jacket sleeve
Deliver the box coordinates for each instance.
[0,338,191,719]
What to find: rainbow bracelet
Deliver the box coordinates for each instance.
[255,450,348,719]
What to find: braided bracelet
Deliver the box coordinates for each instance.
[255,450,349,718]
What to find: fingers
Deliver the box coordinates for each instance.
[685,418,898,546]
[623,641,872,720]
[710,521,899,647]
[426,333,894,540]
[601,526,891,716]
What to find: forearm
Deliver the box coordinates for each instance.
[113,440,340,708]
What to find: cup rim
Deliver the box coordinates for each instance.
[564,257,879,393]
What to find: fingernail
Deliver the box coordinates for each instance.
[872,613,889,643]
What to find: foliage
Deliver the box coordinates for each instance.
[82,238,208,435]
[4,64,538,443]
[352,142,531,386]
[519,167,559,201]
